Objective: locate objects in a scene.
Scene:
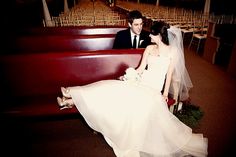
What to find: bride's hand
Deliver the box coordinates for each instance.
[118,75,125,81]
[135,68,143,75]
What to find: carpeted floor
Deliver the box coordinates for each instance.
[184,47,236,157]
[1,47,236,157]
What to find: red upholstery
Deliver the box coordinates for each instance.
[15,26,128,53]
[15,34,116,52]
[0,48,176,118]
[0,49,144,117]
[1,49,144,97]
[21,26,127,36]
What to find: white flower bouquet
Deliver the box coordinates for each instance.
[123,67,141,83]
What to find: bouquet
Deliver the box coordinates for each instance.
[122,68,141,83]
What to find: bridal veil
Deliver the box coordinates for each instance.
[167,26,193,101]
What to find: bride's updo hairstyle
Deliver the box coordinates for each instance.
[150,21,170,45]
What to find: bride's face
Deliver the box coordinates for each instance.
[149,34,161,45]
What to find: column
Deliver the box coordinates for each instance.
[42,0,54,27]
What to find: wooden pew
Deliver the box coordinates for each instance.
[0,49,144,118]
[13,26,129,53]
[14,34,116,52]
[1,48,175,119]
[18,26,127,36]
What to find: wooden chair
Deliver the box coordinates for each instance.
[188,18,208,53]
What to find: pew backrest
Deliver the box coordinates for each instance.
[0,49,144,98]
[15,34,116,52]
[19,26,127,36]
[14,26,129,53]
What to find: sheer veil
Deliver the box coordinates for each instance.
[167,26,193,101]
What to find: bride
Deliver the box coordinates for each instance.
[57,21,208,157]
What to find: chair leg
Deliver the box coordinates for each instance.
[196,39,201,53]
[188,37,193,49]
[182,33,185,43]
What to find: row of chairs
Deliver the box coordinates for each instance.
[49,17,126,27]
[46,0,127,27]
[116,1,210,53]
[117,1,235,53]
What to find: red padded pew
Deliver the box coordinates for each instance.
[1,48,175,118]
[14,26,128,53]
[15,34,116,52]
[0,49,144,118]
[19,26,127,36]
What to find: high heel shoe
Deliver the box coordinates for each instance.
[57,97,73,110]
[61,87,70,98]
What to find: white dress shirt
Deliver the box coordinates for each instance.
[130,31,140,48]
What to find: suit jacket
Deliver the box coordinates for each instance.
[113,28,151,49]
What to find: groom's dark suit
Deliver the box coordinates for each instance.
[113,28,151,49]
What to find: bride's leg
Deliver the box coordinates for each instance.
[57,97,74,110]
[61,87,71,98]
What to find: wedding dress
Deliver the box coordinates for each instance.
[67,53,208,157]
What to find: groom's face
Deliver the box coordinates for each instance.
[129,18,143,35]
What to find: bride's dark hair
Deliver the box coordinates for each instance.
[150,21,170,45]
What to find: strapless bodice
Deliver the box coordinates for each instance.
[140,55,171,92]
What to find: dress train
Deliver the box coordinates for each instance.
[63,55,207,157]
[68,80,207,157]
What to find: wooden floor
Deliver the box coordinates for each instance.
[1,47,236,157]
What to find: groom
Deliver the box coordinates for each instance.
[113,10,151,49]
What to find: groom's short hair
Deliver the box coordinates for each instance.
[128,10,143,24]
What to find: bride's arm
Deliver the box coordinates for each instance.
[120,47,150,80]
[163,55,175,101]
[136,45,151,74]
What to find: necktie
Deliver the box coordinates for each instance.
[133,35,137,49]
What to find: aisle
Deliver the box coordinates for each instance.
[185,48,236,157]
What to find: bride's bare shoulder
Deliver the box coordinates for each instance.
[145,45,156,53]
[146,44,156,49]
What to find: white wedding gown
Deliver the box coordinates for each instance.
[68,54,208,157]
